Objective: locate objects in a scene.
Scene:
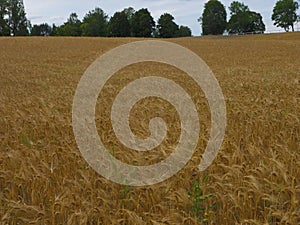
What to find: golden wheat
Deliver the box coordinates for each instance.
[0,33,299,224]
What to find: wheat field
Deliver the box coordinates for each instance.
[0,33,299,224]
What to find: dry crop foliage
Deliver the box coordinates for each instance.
[0,33,299,224]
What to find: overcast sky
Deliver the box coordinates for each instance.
[24,0,300,36]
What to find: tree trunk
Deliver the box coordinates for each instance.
[291,24,294,32]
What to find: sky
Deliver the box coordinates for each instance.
[24,0,300,36]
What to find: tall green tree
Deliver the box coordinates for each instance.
[157,13,179,38]
[131,8,155,37]
[272,0,299,32]
[57,13,82,36]
[228,11,265,34]
[227,1,265,34]
[0,0,9,35]
[108,11,130,37]
[81,7,108,37]
[201,0,227,35]
[177,25,192,37]
[122,7,135,36]
[7,0,29,36]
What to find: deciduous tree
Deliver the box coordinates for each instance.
[0,0,9,35]
[227,1,265,34]
[157,13,179,38]
[108,11,130,37]
[7,0,29,36]
[177,26,192,37]
[272,0,299,32]
[131,8,155,37]
[57,13,82,36]
[229,1,249,15]
[201,0,227,35]
[81,7,108,37]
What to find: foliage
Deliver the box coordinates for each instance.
[272,0,299,32]
[120,185,133,209]
[0,0,9,35]
[229,1,249,15]
[122,7,135,25]
[177,25,192,37]
[228,1,265,34]
[81,7,108,37]
[201,0,227,35]
[31,23,52,36]
[8,0,29,36]
[108,11,130,37]
[56,13,81,36]
[31,7,190,38]
[157,13,179,38]
[131,8,155,37]
[0,0,29,36]
[50,24,58,36]
[187,176,215,222]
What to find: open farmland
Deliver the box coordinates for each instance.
[0,33,299,224]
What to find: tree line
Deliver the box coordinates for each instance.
[0,0,299,37]
[47,7,192,38]
[200,0,299,35]
[0,1,191,38]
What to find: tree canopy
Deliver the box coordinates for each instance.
[227,1,265,34]
[122,7,135,25]
[81,7,108,37]
[35,7,191,38]
[157,13,179,38]
[0,2,199,37]
[0,0,10,35]
[156,13,192,38]
[131,8,155,37]
[201,0,227,35]
[0,0,29,36]
[272,0,299,32]
[177,26,192,37]
[108,11,130,37]
[229,1,249,15]
[56,13,82,36]
[31,23,52,36]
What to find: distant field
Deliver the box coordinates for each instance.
[0,33,299,224]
